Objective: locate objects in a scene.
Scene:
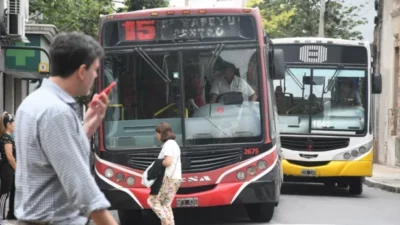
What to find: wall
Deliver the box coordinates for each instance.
[376,0,400,167]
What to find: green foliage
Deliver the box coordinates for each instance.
[125,0,168,11]
[29,0,115,106]
[247,0,368,40]
[29,0,114,38]
[247,0,296,38]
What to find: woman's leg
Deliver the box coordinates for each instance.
[6,176,15,220]
[0,168,13,224]
[0,192,9,224]
[159,179,181,225]
[147,194,169,225]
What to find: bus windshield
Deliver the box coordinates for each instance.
[102,47,263,150]
[273,67,366,134]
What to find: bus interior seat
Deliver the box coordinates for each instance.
[275,86,287,114]
[284,93,294,109]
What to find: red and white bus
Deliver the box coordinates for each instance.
[93,7,285,224]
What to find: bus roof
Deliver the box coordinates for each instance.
[271,37,370,47]
[102,7,260,20]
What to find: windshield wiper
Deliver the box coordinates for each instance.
[200,44,225,86]
[324,65,344,92]
[207,44,225,69]
[205,44,225,74]
[286,68,303,89]
[135,47,171,83]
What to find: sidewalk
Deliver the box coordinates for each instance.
[364,163,400,193]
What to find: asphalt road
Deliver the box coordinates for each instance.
[92,183,400,225]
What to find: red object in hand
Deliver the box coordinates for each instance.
[89,81,117,106]
[102,81,117,95]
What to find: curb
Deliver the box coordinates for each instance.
[364,178,400,194]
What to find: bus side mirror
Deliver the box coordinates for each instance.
[372,72,382,94]
[271,49,285,80]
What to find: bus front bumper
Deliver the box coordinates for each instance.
[96,163,280,210]
[282,150,373,178]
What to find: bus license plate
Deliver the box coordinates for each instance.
[176,198,198,207]
[301,169,317,176]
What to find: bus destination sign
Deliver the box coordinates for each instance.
[274,44,368,65]
[103,15,255,46]
[160,16,241,40]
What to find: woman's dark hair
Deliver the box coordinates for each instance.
[0,112,14,136]
[155,122,176,143]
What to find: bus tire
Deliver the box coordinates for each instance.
[246,202,275,222]
[275,177,281,207]
[349,177,364,195]
[118,209,142,225]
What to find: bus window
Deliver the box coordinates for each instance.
[183,48,263,145]
[103,52,184,149]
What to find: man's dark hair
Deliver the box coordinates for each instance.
[49,32,104,78]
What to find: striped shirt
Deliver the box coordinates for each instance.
[14,79,110,225]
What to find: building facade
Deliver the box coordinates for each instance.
[374,0,400,167]
[0,24,58,115]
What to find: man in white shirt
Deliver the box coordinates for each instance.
[209,61,257,103]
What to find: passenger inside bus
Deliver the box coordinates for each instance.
[209,60,257,103]
[334,80,362,107]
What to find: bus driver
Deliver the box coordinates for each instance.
[209,61,257,103]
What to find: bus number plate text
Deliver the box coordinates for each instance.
[176,198,198,207]
[301,169,317,176]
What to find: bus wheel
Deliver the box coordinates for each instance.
[118,209,142,225]
[349,177,364,195]
[246,203,275,222]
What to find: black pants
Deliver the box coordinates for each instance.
[7,176,15,219]
[0,162,15,221]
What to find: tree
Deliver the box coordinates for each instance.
[247,0,296,38]
[125,0,168,11]
[247,0,368,40]
[29,0,114,38]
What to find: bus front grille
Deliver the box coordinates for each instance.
[126,147,243,173]
[287,160,330,167]
[281,137,350,151]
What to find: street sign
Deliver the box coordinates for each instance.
[4,34,49,74]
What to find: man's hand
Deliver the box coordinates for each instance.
[84,93,109,139]
[91,209,118,225]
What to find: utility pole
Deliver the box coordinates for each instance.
[318,0,326,37]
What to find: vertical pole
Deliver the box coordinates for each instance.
[318,0,326,37]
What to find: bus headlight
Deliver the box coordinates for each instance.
[115,173,125,182]
[343,152,351,160]
[247,166,257,176]
[236,171,246,180]
[359,146,367,154]
[257,160,267,170]
[333,141,373,161]
[351,150,359,157]
[104,168,114,178]
[126,177,135,186]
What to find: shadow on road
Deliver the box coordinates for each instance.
[281,182,367,198]
[128,182,367,224]
[141,205,251,225]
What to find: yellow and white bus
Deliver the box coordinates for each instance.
[271,37,382,195]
